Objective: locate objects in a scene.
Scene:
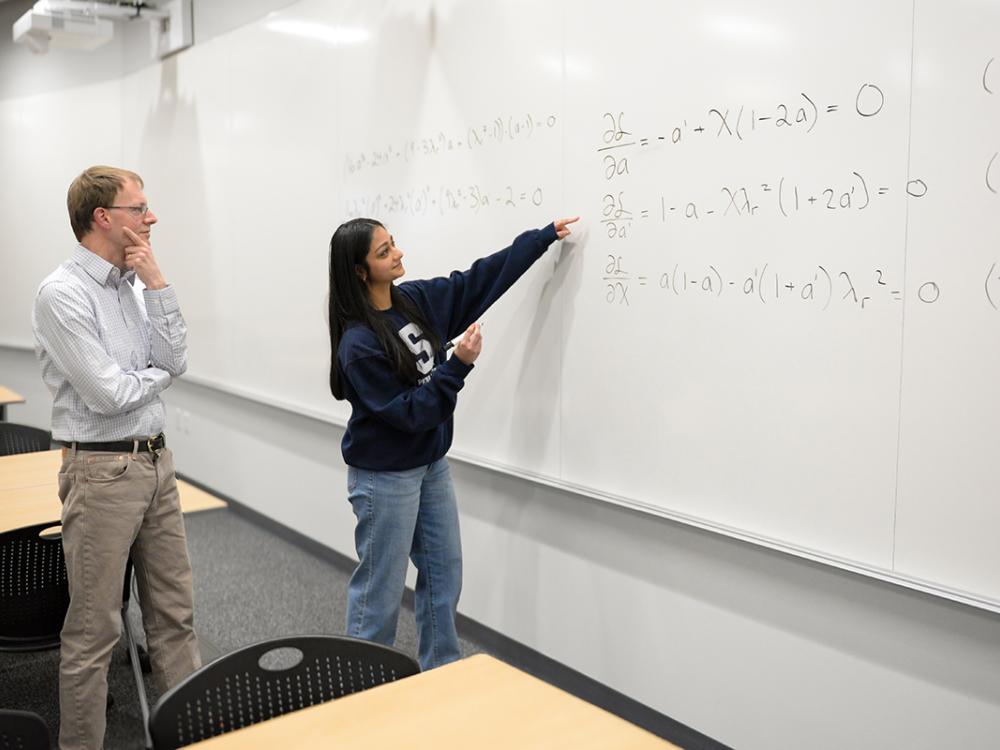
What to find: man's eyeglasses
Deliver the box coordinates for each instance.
[105,205,151,217]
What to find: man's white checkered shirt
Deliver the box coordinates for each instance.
[32,244,187,442]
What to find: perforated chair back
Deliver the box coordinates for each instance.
[0,708,51,750]
[148,635,420,749]
[0,423,52,457]
[0,522,68,651]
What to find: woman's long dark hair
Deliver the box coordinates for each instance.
[328,218,441,400]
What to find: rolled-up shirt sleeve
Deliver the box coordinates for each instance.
[144,285,188,377]
[34,281,170,416]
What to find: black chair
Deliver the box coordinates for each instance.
[0,521,68,651]
[121,557,154,749]
[0,709,50,750]
[0,523,145,729]
[0,423,52,457]
[148,635,420,750]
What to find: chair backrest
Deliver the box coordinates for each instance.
[0,423,52,457]
[148,635,420,750]
[0,709,51,750]
[0,522,68,651]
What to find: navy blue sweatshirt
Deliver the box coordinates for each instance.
[338,222,560,471]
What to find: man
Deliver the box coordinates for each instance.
[32,166,201,749]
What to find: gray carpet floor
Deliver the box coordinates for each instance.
[0,508,483,749]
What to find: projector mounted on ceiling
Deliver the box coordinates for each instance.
[11,0,192,58]
[13,6,114,52]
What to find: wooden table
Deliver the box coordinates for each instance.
[0,447,58,490]
[0,449,225,532]
[187,653,678,750]
[0,385,25,421]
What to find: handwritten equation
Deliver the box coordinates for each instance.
[598,83,884,157]
[343,113,557,176]
[601,256,1000,312]
[597,172,930,237]
[344,183,544,219]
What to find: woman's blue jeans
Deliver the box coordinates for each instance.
[345,458,463,670]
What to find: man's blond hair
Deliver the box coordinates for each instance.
[67,166,143,241]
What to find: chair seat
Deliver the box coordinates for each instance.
[0,423,53,457]
[0,709,51,750]
[148,634,420,749]
[0,521,68,652]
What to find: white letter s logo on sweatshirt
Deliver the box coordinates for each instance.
[398,322,434,378]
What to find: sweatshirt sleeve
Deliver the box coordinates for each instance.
[400,222,559,341]
[340,331,474,434]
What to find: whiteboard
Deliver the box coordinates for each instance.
[561,0,913,569]
[0,80,122,347]
[5,0,999,610]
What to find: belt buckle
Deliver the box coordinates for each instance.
[147,435,163,458]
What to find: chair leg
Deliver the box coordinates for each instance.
[125,642,152,673]
[138,644,152,673]
[120,558,153,673]
[122,602,152,750]
[122,558,152,749]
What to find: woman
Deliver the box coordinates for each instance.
[328,215,578,669]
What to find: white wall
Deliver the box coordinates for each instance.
[2,2,1000,748]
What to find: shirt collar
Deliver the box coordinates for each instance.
[73,244,137,288]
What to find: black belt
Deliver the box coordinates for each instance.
[61,433,166,453]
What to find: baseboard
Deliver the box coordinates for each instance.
[177,473,731,750]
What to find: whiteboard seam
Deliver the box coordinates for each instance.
[558,0,567,481]
[890,0,919,573]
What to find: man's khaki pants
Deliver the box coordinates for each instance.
[57,445,201,750]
